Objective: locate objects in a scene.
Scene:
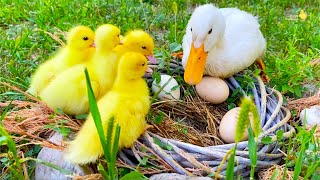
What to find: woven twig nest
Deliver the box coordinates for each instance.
[0,59,295,179]
[117,60,295,178]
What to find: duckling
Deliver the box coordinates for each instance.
[40,24,120,115]
[113,30,157,64]
[27,25,95,96]
[64,52,150,164]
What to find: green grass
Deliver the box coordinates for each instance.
[1,0,320,179]
[0,0,319,98]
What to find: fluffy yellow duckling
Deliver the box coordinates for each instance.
[27,25,95,96]
[64,52,150,164]
[113,30,157,64]
[40,24,120,115]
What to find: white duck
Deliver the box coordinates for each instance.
[182,4,266,85]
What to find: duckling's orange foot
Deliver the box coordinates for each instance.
[144,124,154,131]
[171,51,183,59]
[256,58,270,83]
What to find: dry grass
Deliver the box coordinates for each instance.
[148,90,227,147]
[258,165,303,180]
[287,91,320,116]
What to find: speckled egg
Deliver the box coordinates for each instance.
[152,74,180,101]
[195,76,229,104]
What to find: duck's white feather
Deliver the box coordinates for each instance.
[182,4,266,78]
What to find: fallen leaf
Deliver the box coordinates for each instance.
[299,10,307,20]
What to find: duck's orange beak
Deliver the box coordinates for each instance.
[184,42,208,85]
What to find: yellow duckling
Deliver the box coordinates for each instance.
[113,30,157,64]
[27,25,95,96]
[40,24,120,115]
[64,52,150,164]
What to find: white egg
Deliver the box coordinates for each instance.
[195,76,229,104]
[219,107,254,143]
[152,74,180,101]
[300,105,320,125]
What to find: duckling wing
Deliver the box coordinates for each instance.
[40,64,100,115]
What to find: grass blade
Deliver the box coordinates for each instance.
[304,161,320,179]
[109,124,121,179]
[248,126,257,179]
[98,162,109,180]
[84,69,109,162]
[19,157,73,175]
[106,116,115,162]
[270,168,280,180]
[112,124,121,163]
[293,143,305,180]
[226,145,237,179]
[0,101,11,123]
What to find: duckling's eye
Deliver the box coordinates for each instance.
[208,29,212,34]
[141,62,145,66]
[117,34,120,37]
[190,28,192,32]
[83,36,89,41]
[142,46,147,49]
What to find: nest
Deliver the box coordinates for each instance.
[0,60,295,178]
[288,91,320,116]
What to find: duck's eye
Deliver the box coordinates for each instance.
[190,28,192,32]
[142,46,147,49]
[142,62,145,66]
[117,34,120,37]
[208,29,212,34]
[83,36,89,41]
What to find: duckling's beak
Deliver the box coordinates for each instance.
[119,40,123,45]
[184,42,207,85]
[146,66,153,73]
[90,43,96,47]
[146,54,157,64]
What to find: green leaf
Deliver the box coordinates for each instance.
[270,168,280,180]
[120,171,146,180]
[276,130,284,141]
[106,116,115,162]
[153,137,164,148]
[293,143,305,180]
[248,127,257,166]
[98,163,109,180]
[169,42,182,53]
[171,85,180,91]
[84,69,108,163]
[154,112,164,124]
[139,156,148,166]
[20,157,73,175]
[152,71,161,84]
[248,126,257,178]
[166,144,173,151]
[226,146,236,179]
[0,136,7,145]
[75,114,88,120]
[304,161,320,179]
[261,136,273,144]
[0,101,11,122]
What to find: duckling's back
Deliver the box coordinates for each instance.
[64,79,150,164]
